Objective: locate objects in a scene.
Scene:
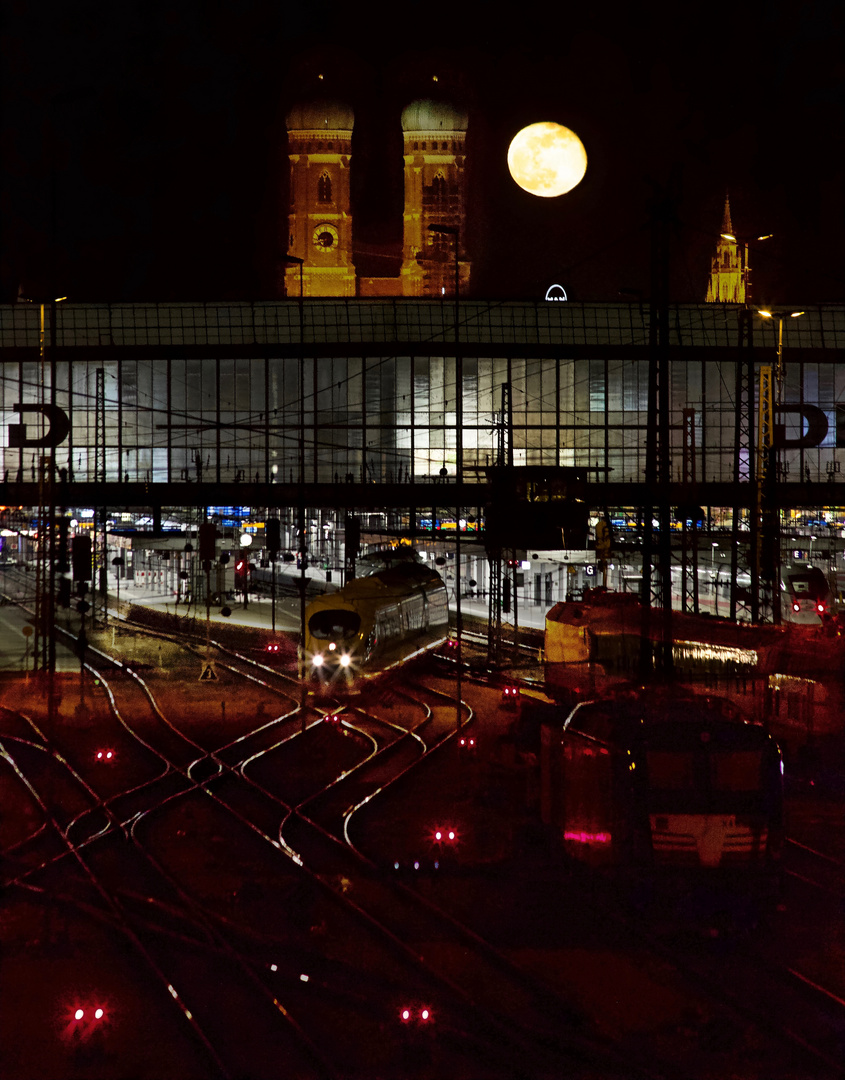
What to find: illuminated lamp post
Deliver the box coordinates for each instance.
[720,231,773,307]
[757,308,804,407]
[283,254,307,679]
[756,308,804,624]
[18,293,67,721]
[428,222,462,732]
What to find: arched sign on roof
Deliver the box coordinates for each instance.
[545,284,568,301]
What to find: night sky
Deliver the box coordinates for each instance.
[2,0,843,305]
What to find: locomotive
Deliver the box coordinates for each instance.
[304,561,448,681]
[538,687,784,896]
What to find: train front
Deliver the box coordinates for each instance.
[782,565,834,626]
[641,716,785,875]
[305,595,364,681]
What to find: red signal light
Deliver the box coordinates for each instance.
[265,642,280,653]
[817,603,825,614]
[793,602,801,612]
[96,749,115,762]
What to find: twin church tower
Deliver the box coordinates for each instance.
[284,96,741,303]
[283,97,470,298]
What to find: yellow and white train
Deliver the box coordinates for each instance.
[304,562,449,681]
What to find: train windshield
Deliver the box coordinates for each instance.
[645,751,696,790]
[711,750,764,791]
[788,569,827,598]
[645,749,766,811]
[308,610,361,640]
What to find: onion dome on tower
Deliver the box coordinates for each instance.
[284,99,356,297]
[400,99,470,298]
[286,100,355,134]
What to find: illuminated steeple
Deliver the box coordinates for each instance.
[400,99,471,298]
[706,195,745,304]
[285,100,356,297]
[721,196,733,237]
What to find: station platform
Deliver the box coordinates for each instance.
[114,573,549,634]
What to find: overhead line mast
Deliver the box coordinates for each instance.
[639,192,674,680]
[487,383,512,667]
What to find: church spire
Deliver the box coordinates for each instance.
[706,194,745,304]
[721,194,733,237]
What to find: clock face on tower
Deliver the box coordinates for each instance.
[312,223,339,252]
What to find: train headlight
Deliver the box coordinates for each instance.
[312,653,324,668]
[339,654,352,668]
[328,642,337,652]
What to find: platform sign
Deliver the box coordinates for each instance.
[199,662,217,682]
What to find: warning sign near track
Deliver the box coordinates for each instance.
[199,662,218,682]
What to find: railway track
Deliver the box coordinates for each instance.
[2,598,842,1078]
[2,619,655,1078]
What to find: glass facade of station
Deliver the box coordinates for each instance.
[2,300,844,492]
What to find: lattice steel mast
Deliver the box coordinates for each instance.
[487,383,511,666]
[640,195,674,679]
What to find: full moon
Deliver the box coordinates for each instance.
[507,122,587,198]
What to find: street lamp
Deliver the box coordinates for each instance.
[753,308,804,626]
[283,254,307,679]
[428,223,462,732]
[720,231,773,307]
[757,308,805,405]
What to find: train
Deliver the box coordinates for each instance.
[780,564,835,626]
[303,561,449,681]
[536,687,785,912]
